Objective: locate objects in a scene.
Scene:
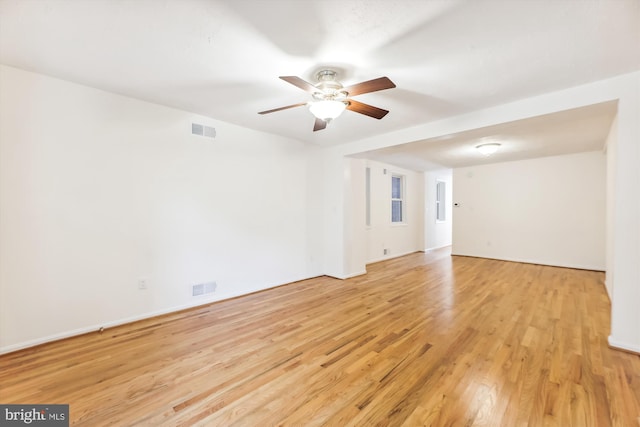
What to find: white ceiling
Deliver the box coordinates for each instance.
[0,0,638,168]
[353,100,619,170]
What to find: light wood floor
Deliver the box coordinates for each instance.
[1,249,639,426]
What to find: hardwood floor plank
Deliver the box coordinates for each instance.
[1,248,639,426]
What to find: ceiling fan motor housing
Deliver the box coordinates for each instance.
[313,70,348,102]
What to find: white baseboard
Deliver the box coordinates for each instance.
[0,297,223,355]
[603,279,612,301]
[366,250,420,266]
[0,274,313,355]
[331,250,424,279]
[328,270,367,280]
[608,336,640,354]
[424,244,452,252]
[450,252,605,272]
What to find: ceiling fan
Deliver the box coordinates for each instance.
[258,70,396,132]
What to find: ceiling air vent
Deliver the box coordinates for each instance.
[191,122,216,139]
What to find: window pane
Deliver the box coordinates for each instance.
[392,200,403,222]
[391,176,402,199]
[436,181,446,221]
[365,167,371,226]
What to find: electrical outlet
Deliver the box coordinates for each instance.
[138,279,148,290]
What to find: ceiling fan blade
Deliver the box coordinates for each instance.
[346,99,389,119]
[342,77,396,97]
[258,102,307,115]
[313,118,327,131]
[280,76,318,93]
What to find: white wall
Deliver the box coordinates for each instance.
[344,158,368,277]
[321,71,639,354]
[604,114,618,299]
[0,65,324,353]
[424,169,453,251]
[360,160,423,264]
[3,65,639,356]
[608,79,640,354]
[452,151,606,270]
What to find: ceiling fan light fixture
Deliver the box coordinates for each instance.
[259,73,395,131]
[476,142,501,156]
[309,100,346,121]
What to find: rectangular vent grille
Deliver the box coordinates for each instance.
[192,281,216,297]
[203,125,216,138]
[191,122,216,139]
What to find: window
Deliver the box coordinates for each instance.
[436,180,446,221]
[391,174,405,223]
[365,167,371,226]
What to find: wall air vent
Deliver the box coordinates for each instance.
[192,281,217,297]
[191,122,216,139]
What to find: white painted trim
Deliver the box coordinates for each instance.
[425,244,452,252]
[366,250,420,266]
[608,336,640,354]
[328,270,367,280]
[0,274,313,355]
[450,252,605,272]
[604,279,612,301]
[0,299,213,355]
[326,245,422,280]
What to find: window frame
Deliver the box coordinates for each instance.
[436,180,446,222]
[365,167,371,227]
[391,174,406,224]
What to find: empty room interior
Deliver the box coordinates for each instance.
[0,0,639,425]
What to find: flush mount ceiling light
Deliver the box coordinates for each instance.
[308,100,347,121]
[476,142,501,156]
